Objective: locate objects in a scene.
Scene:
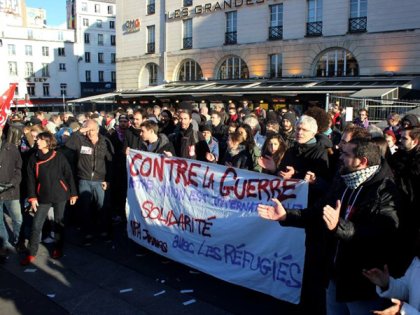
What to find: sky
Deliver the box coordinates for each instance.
[26,0,67,27]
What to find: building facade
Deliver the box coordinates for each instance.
[116,0,420,89]
[67,0,117,97]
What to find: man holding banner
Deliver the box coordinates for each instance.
[258,138,400,315]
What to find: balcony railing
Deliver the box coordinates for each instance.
[349,17,367,33]
[183,37,192,49]
[147,3,155,15]
[183,0,193,6]
[269,26,283,40]
[225,31,237,45]
[306,21,322,37]
[147,42,155,53]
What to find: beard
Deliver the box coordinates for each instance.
[339,163,358,175]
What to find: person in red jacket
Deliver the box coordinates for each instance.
[21,132,77,265]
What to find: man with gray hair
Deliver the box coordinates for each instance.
[65,119,114,245]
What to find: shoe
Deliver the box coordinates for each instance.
[20,255,36,266]
[51,249,62,259]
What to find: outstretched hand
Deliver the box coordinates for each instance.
[257,198,287,221]
[362,265,390,291]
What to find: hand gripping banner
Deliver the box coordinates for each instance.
[126,149,308,304]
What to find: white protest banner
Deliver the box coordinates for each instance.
[126,150,308,304]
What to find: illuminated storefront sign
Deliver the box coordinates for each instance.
[122,18,140,35]
[167,0,266,20]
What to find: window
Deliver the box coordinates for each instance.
[98,53,104,63]
[85,70,91,82]
[184,0,193,6]
[81,2,87,12]
[109,21,115,29]
[42,46,49,56]
[178,59,203,81]
[28,29,33,39]
[25,62,34,77]
[42,63,49,77]
[27,84,35,96]
[148,63,158,85]
[8,62,18,76]
[43,83,50,96]
[108,5,113,14]
[94,4,100,13]
[96,19,102,28]
[58,31,64,41]
[147,0,155,15]
[84,33,90,44]
[349,0,367,33]
[269,54,282,78]
[60,83,67,96]
[59,63,66,71]
[183,19,192,49]
[83,18,89,26]
[8,44,16,56]
[111,71,116,82]
[307,0,323,36]
[269,4,283,40]
[25,45,32,56]
[225,11,237,45]
[58,47,65,56]
[217,56,249,80]
[147,26,155,53]
[85,52,91,63]
[98,71,104,82]
[111,53,116,64]
[111,35,116,46]
[315,48,359,77]
[98,34,104,45]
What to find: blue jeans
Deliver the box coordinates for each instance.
[0,199,22,249]
[78,180,110,236]
[327,280,389,315]
[28,201,66,256]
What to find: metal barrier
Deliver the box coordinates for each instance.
[329,95,419,123]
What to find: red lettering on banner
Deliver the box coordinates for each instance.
[219,167,299,202]
[141,200,215,237]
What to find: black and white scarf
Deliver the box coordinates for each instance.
[341,165,379,189]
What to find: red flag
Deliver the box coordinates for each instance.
[0,83,17,127]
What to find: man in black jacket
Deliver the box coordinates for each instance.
[124,109,147,151]
[0,126,22,254]
[169,110,210,161]
[65,120,114,244]
[258,138,400,315]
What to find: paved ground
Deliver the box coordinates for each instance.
[0,222,300,315]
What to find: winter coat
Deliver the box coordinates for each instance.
[145,134,176,155]
[27,150,77,204]
[282,163,400,302]
[377,257,420,315]
[224,146,253,171]
[0,140,22,200]
[65,131,114,182]
[170,124,209,161]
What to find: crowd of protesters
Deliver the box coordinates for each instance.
[0,101,419,315]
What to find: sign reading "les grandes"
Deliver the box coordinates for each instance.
[167,0,266,20]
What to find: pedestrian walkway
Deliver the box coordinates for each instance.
[0,240,230,315]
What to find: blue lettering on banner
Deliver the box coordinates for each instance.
[169,234,302,288]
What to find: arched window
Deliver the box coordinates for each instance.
[178,59,203,81]
[315,49,359,77]
[147,63,158,85]
[217,56,249,80]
